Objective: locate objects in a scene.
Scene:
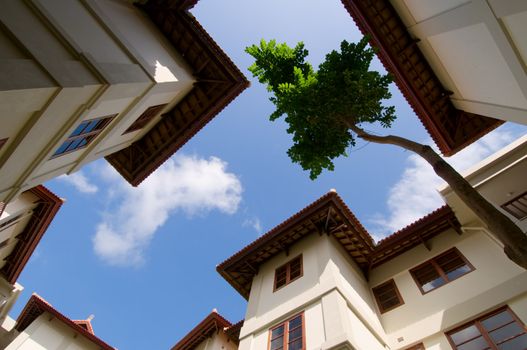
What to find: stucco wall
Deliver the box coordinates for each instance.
[5,313,100,350]
[0,0,193,203]
[369,228,527,349]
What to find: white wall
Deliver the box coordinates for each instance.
[369,229,527,349]
[239,233,387,350]
[5,313,100,350]
[0,0,194,203]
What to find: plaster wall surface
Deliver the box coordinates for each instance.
[390,0,527,124]
[239,233,386,350]
[5,313,100,350]
[0,0,194,203]
[369,229,527,349]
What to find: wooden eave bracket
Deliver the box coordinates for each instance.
[448,218,463,235]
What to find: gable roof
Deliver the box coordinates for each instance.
[15,294,115,350]
[217,191,460,299]
[171,311,240,350]
[340,0,502,156]
[0,185,63,284]
[106,0,249,185]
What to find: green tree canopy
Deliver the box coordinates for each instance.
[246,37,395,179]
[246,37,527,269]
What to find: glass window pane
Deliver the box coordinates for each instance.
[289,327,302,341]
[289,315,302,329]
[481,311,514,331]
[83,120,100,133]
[450,325,482,345]
[271,325,284,337]
[70,121,89,136]
[270,337,283,350]
[456,336,490,350]
[413,263,444,292]
[490,322,524,344]
[498,333,527,350]
[54,141,70,156]
[66,138,83,151]
[288,338,303,350]
[445,265,471,281]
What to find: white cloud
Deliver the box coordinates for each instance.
[243,217,263,234]
[368,129,518,240]
[57,171,98,194]
[92,155,242,266]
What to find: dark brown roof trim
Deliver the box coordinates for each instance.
[15,294,115,350]
[171,311,233,350]
[217,192,459,299]
[106,0,249,185]
[371,205,460,268]
[1,185,63,284]
[340,0,502,156]
[217,191,375,299]
[224,319,243,344]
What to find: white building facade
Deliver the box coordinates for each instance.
[212,137,527,350]
[0,0,248,203]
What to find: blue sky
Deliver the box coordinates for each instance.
[10,1,527,349]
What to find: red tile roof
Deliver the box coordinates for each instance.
[0,185,63,284]
[15,294,115,350]
[171,311,240,350]
[218,191,460,298]
[106,0,249,185]
[340,0,502,156]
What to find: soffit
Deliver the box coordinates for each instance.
[340,0,502,156]
[106,0,249,185]
[217,192,460,300]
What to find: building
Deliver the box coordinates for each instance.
[0,186,62,326]
[171,310,241,350]
[1,294,114,350]
[341,0,527,156]
[182,136,527,349]
[0,0,248,203]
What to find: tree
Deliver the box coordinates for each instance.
[246,37,527,269]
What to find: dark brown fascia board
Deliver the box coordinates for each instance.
[171,311,232,350]
[217,191,376,299]
[1,185,63,284]
[340,0,502,156]
[15,294,115,350]
[106,0,249,185]
[217,192,459,299]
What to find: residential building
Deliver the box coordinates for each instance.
[0,186,62,327]
[171,310,241,350]
[341,0,527,155]
[2,294,114,350]
[0,0,248,203]
[202,137,527,349]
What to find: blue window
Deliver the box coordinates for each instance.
[52,115,115,157]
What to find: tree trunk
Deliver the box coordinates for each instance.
[347,123,527,270]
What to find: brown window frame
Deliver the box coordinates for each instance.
[372,279,404,313]
[268,313,305,350]
[52,114,116,158]
[501,191,527,220]
[446,306,527,350]
[274,255,303,292]
[410,247,474,294]
[123,104,167,134]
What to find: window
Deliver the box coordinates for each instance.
[274,255,302,291]
[52,115,115,157]
[405,344,425,350]
[372,279,404,313]
[501,191,527,220]
[410,248,473,294]
[446,307,527,349]
[123,104,166,134]
[269,313,304,350]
